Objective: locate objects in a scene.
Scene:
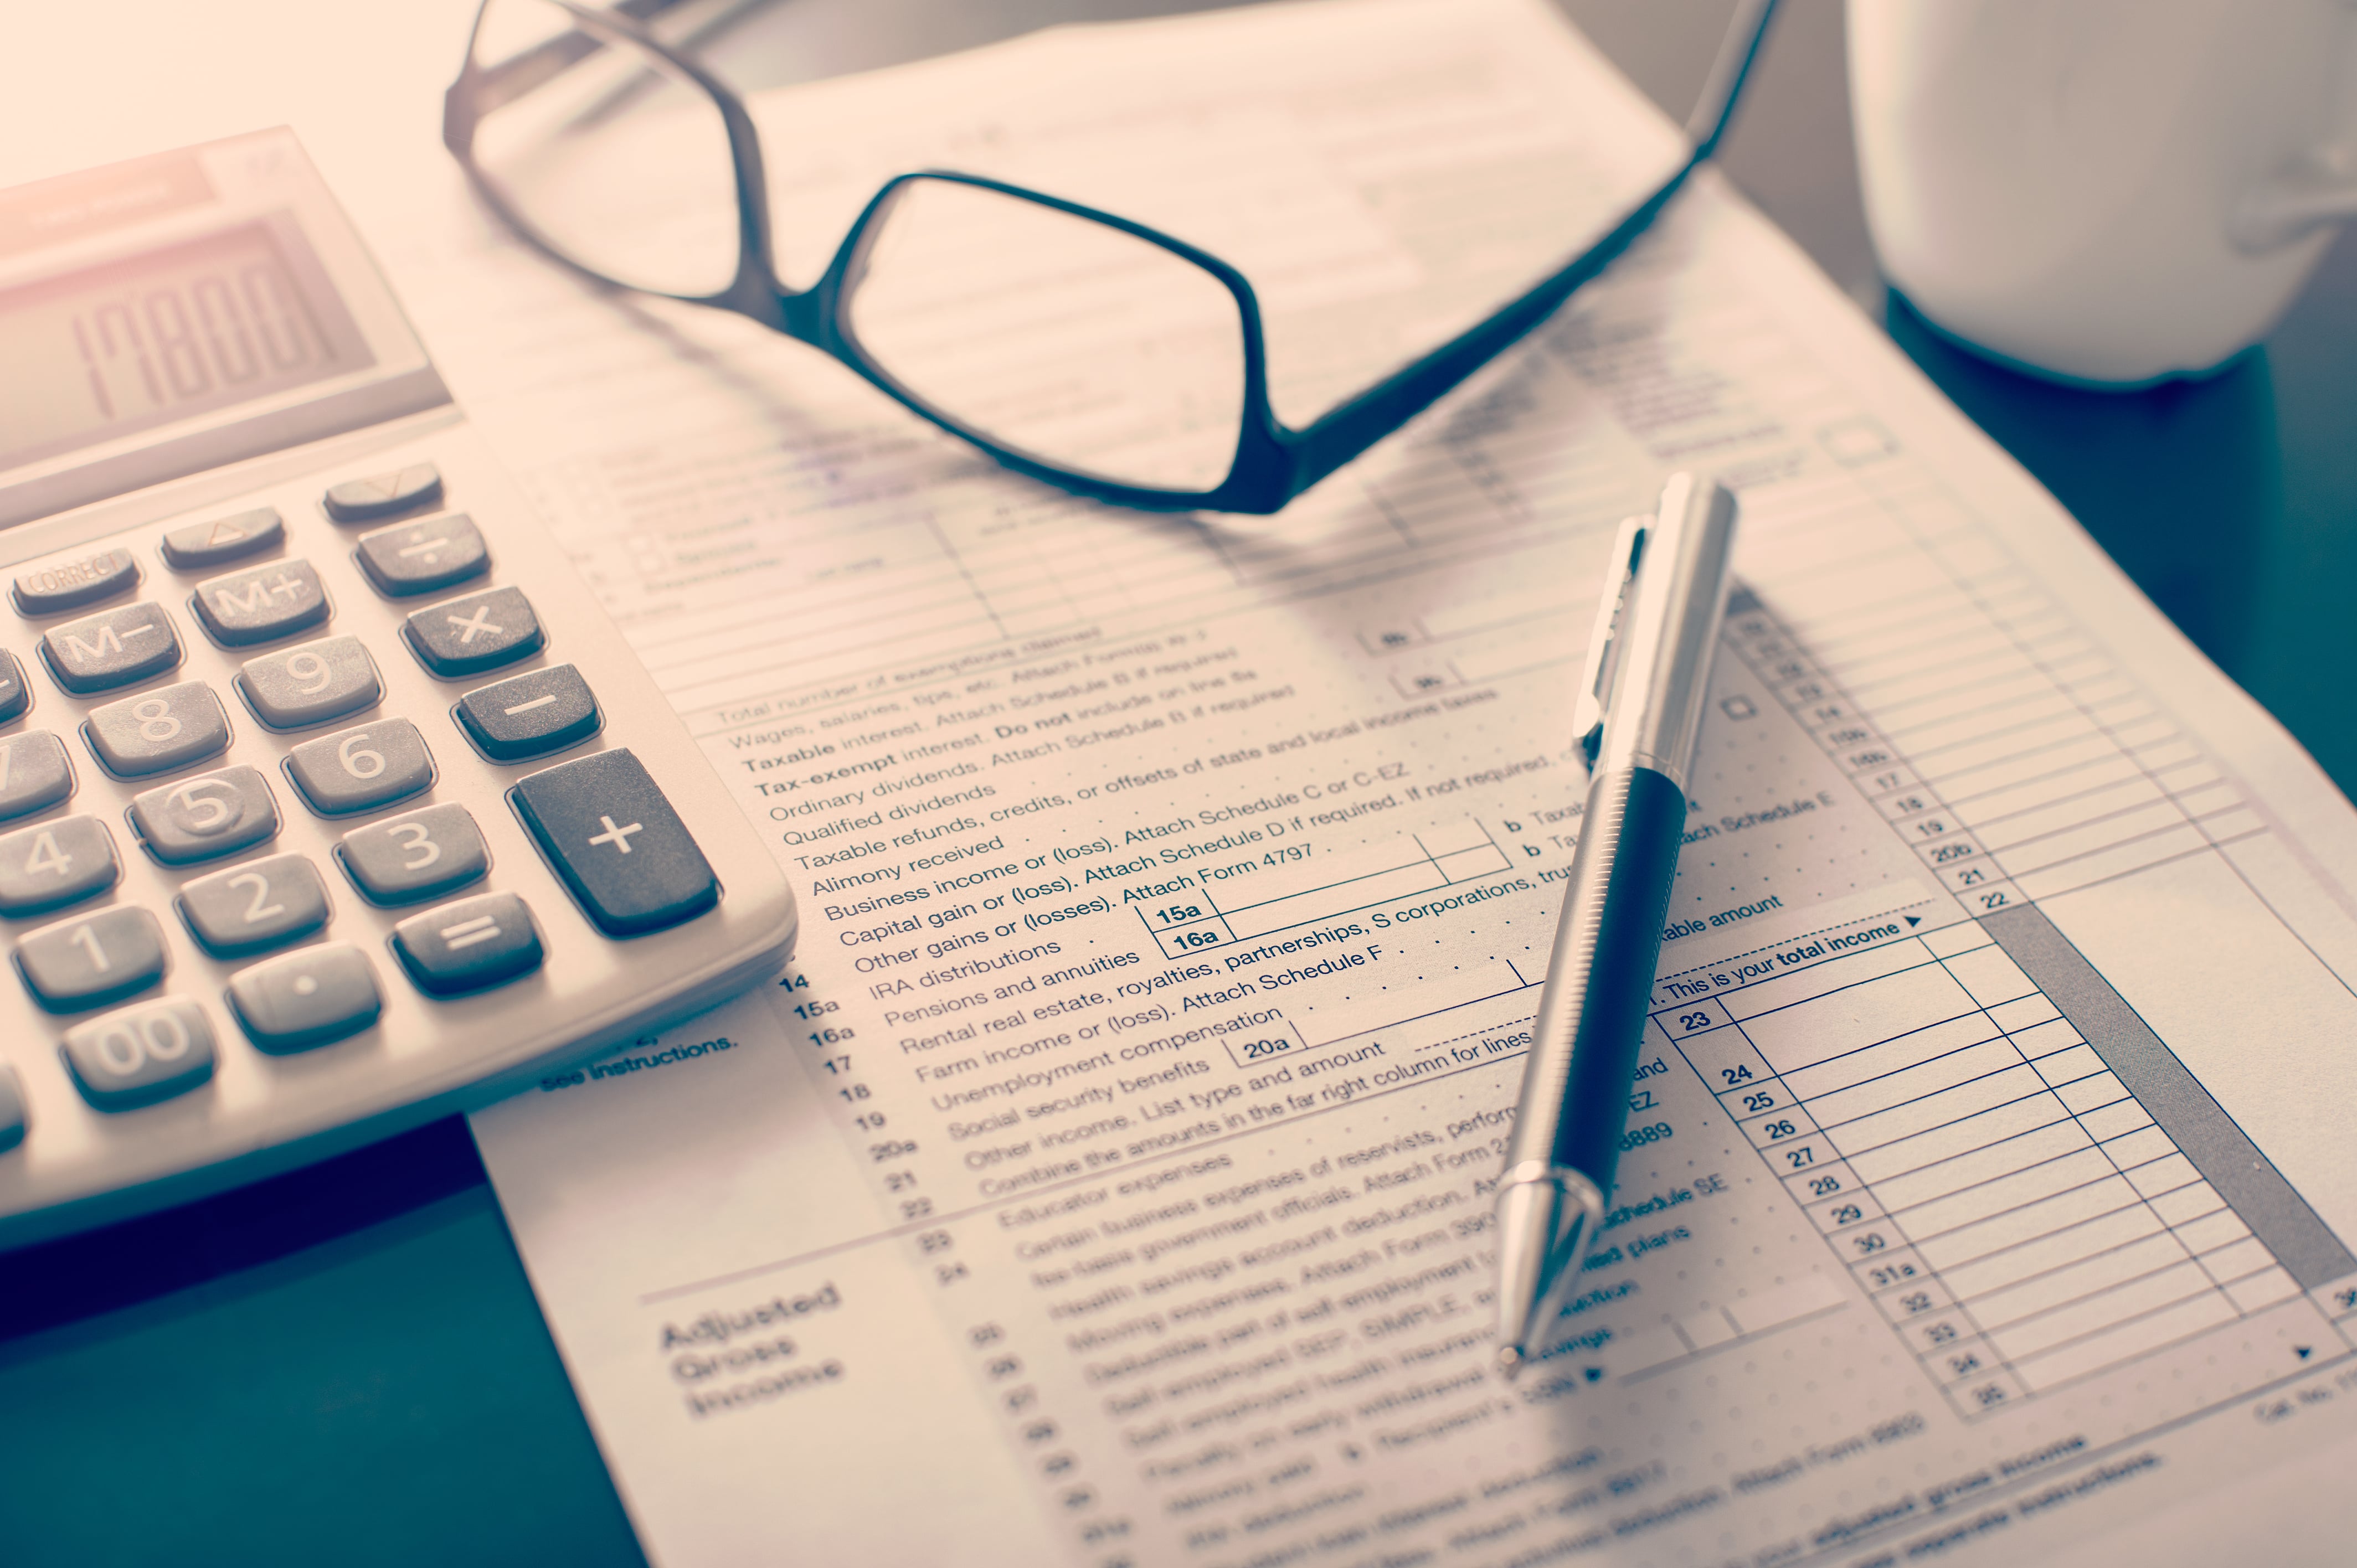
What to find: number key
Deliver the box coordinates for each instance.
[0,731,74,822]
[15,906,167,1012]
[284,718,433,816]
[177,853,330,957]
[127,764,279,865]
[85,681,230,777]
[338,802,488,905]
[0,814,119,916]
[60,997,216,1110]
[239,637,382,730]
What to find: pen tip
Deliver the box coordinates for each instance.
[1496,1345,1524,1381]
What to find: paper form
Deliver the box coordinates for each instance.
[389,1,2357,1562]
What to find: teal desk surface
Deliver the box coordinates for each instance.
[5,3,2354,1564]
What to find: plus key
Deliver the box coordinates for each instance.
[588,815,641,852]
[511,749,718,937]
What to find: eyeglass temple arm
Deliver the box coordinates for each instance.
[445,0,749,141]
[1279,165,1692,498]
[1687,0,1779,157]
[1277,0,1778,501]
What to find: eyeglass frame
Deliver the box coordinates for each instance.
[443,0,1779,515]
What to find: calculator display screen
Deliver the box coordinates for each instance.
[0,220,373,472]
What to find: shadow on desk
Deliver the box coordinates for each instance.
[0,1117,647,1568]
[0,1119,485,1341]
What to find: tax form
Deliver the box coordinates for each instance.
[387,1,2357,1562]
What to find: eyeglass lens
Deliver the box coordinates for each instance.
[844,178,1247,492]
[469,0,742,298]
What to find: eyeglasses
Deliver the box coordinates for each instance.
[443,0,1777,514]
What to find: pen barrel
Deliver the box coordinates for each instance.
[1505,764,1689,1194]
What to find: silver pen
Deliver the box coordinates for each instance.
[1495,472,1738,1378]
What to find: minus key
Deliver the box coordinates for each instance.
[454,663,601,762]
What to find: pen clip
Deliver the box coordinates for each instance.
[1572,513,1649,773]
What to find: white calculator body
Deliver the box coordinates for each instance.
[0,130,797,1245]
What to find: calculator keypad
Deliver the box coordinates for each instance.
[42,602,180,693]
[456,663,600,762]
[0,437,759,1210]
[127,765,280,866]
[160,508,284,571]
[239,637,382,730]
[177,854,331,957]
[85,681,231,777]
[338,803,487,906]
[403,586,543,678]
[0,816,119,916]
[0,733,74,822]
[190,559,331,647]
[323,462,442,523]
[17,907,167,1013]
[356,514,489,597]
[392,891,544,996]
[225,944,382,1054]
[285,718,433,815]
[60,997,215,1110]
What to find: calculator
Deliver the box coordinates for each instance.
[0,130,797,1246]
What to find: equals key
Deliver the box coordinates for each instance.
[392,892,544,996]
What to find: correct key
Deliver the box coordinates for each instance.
[511,748,717,936]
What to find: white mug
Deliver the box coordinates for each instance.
[1849,0,2357,385]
